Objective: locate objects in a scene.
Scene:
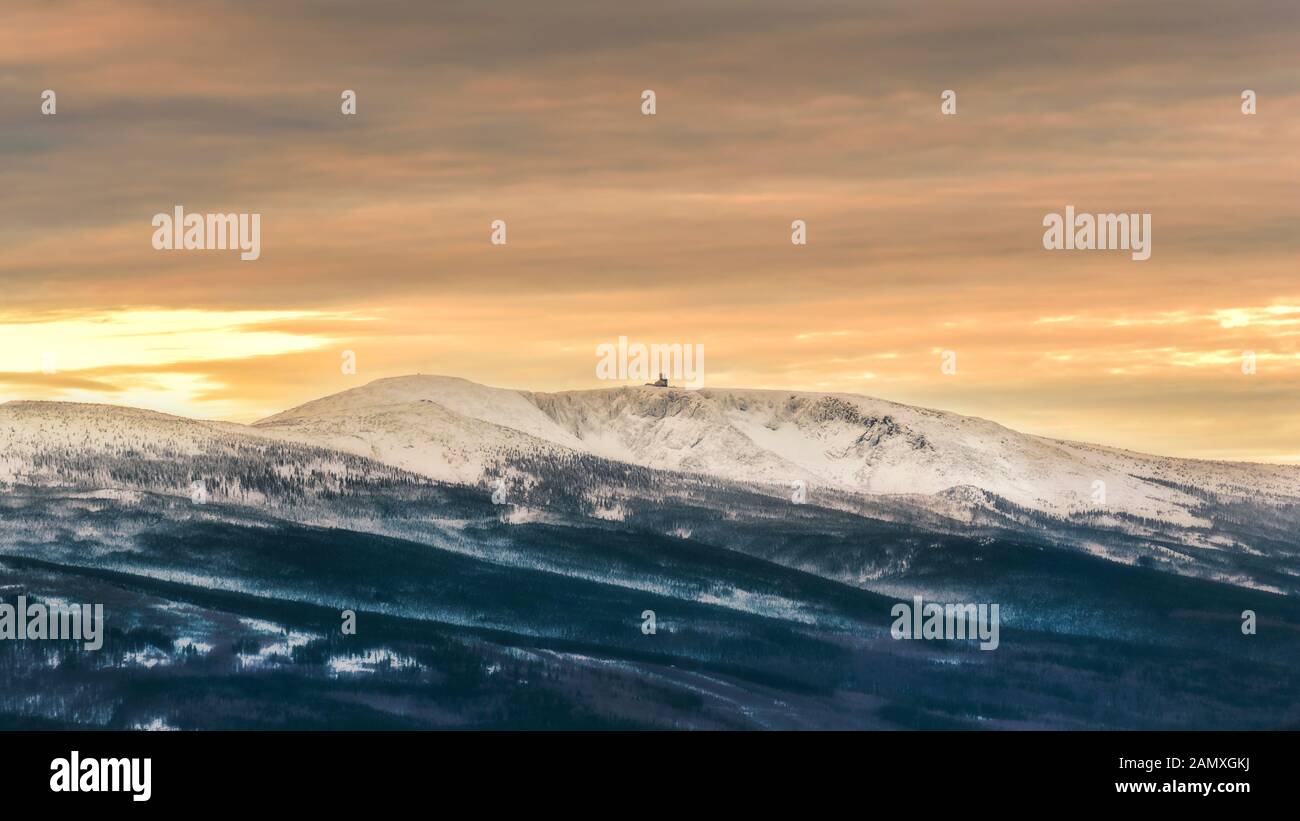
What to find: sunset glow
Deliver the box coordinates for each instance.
[2,0,1297,461]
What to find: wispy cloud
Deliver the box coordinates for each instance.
[2,0,1297,456]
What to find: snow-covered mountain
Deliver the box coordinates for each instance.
[251,377,584,486]
[4,375,1298,594]
[0,399,430,508]
[4,376,1300,733]
[251,374,1300,527]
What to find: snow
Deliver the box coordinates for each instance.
[258,375,586,450]
[248,376,1297,523]
[327,648,422,676]
[7,374,1300,536]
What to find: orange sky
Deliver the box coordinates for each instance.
[2,0,1298,462]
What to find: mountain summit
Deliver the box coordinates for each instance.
[251,374,1300,524]
[5,375,1297,593]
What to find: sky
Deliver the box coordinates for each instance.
[1,0,1298,462]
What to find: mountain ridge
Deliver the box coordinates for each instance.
[4,373,1300,596]
[8,375,1300,524]
[245,375,1300,523]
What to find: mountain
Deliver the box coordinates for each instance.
[255,375,1300,520]
[3,376,1299,730]
[0,398,431,509]
[6,377,1299,594]
[248,375,1300,592]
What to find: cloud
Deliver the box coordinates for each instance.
[1,0,1297,456]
